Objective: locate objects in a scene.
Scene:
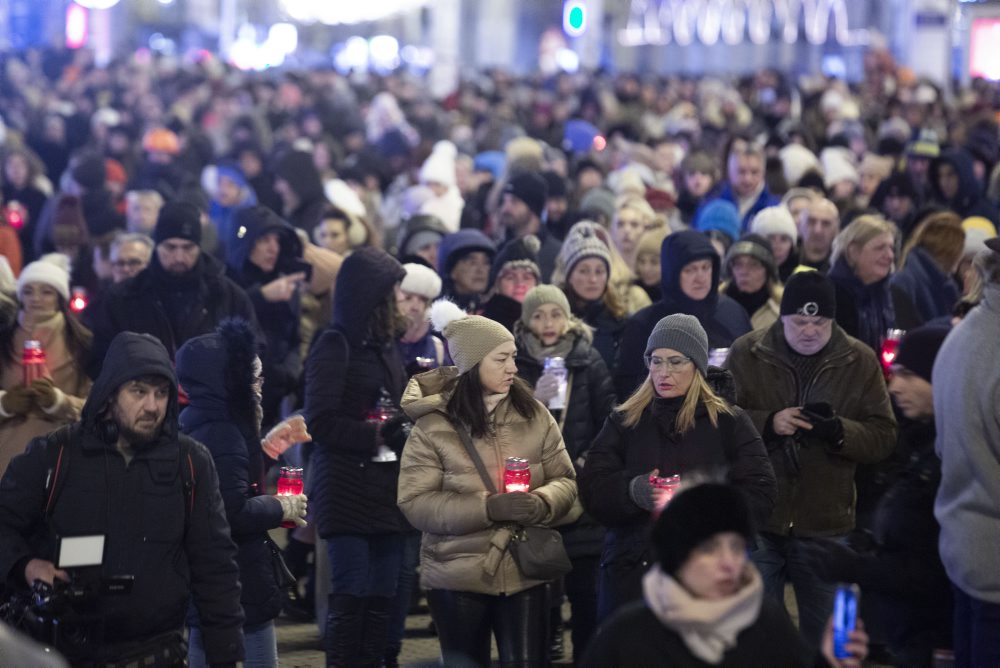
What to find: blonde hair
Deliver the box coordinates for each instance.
[830,214,897,268]
[616,371,733,432]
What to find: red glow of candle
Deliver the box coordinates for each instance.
[650,473,681,515]
[22,340,47,386]
[880,329,904,380]
[504,457,531,493]
[277,467,304,528]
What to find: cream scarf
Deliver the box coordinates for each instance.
[642,564,763,664]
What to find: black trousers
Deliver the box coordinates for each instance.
[427,585,549,667]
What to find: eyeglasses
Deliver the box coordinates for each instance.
[645,355,692,372]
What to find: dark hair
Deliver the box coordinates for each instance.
[446,365,538,438]
[367,289,407,344]
[320,205,353,230]
[1,296,93,368]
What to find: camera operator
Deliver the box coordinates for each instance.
[0,331,244,666]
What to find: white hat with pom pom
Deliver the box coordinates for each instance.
[430,299,513,374]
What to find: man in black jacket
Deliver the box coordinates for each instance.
[0,331,244,665]
[85,201,259,378]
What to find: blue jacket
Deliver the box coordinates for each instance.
[177,322,286,628]
[615,231,752,398]
[891,247,961,324]
[710,182,780,232]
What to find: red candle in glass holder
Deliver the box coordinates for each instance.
[504,457,531,493]
[22,340,47,386]
[650,473,681,514]
[880,329,904,380]
[277,467,304,528]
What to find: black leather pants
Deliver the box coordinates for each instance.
[427,585,550,667]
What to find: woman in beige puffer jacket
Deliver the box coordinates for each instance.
[397,302,580,666]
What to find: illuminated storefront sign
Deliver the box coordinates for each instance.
[619,0,870,47]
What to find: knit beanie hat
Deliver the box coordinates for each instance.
[694,200,741,243]
[420,140,458,188]
[504,172,548,219]
[962,216,997,256]
[154,201,202,245]
[636,227,670,259]
[17,254,71,302]
[750,205,798,243]
[70,151,107,191]
[780,270,836,318]
[542,171,568,198]
[438,229,496,276]
[651,483,755,576]
[489,235,541,290]
[644,314,709,376]
[894,324,949,383]
[779,144,822,187]
[858,153,895,182]
[579,187,616,224]
[561,221,612,276]
[51,195,89,247]
[400,263,442,300]
[820,147,859,189]
[430,300,514,374]
[725,234,777,282]
[520,285,571,328]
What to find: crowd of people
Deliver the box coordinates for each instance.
[0,41,998,667]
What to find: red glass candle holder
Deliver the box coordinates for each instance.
[22,340,47,386]
[277,466,304,528]
[650,473,681,514]
[504,457,531,493]
[880,329,904,380]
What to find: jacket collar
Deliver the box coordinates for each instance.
[752,320,856,369]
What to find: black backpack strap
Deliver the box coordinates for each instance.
[42,425,77,521]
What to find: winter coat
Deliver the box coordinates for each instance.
[581,596,814,668]
[0,312,91,477]
[224,208,303,422]
[0,332,244,662]
[579,389,776,616]
[84,252,259,378]
[725,323,897,536]
[515,325,617,558]
[710,182,781,232]
[615,231,752,398]
[397,367,580,596]
[305,247,409,537]
[929,148,999,223]
[574,298,627,376]
[177,324,286,628]
[274,151,328,233]
[933,284,1000,603]
[829,258,922,353]
[3,183,48,261]
[481,293,523,334]
[891,247,961,325]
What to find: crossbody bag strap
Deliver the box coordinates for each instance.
[447,418,498,495]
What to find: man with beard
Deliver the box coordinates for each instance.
[85,201,259,377]
[0,331,244,666]
[497,171,561,282]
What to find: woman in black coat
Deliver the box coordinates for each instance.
[304,247,410,666]
[579,314,776,623]
[176,319,309,667]
[514,285,617,662]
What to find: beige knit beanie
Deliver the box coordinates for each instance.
[520,285,571,328]
[430,300,514,373]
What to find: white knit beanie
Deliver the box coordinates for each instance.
[779,144,822,187]
[17,254,71,302]
[420,141,458,188]
[400,263,442,300]
[820,147,859,189]
[750,206,798,243]
[430,299,514,374]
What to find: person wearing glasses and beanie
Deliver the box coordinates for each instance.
[579,313,776,622]
[397,300,580,666]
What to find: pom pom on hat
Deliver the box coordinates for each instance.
[430,299,514,374]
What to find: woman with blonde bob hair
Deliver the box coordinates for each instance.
[828,214,921,351]
[579,313,776,622]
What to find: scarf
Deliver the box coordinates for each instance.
[829,258,895,352]
[519,329,575,364]
[724,282,770,319]
[642,564,763,665]
[483,391,509,416]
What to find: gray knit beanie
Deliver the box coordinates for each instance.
[430,299,514,374]
[644,314,709,376]
[520,285,571,328]
[560,221,612,275]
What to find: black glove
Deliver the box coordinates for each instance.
[381,414,413,456]
[799,537,863,583]
[486,492,547,524]
[628,473,657,512]
[802,402,844,451]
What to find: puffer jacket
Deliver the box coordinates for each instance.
[397,367,581,596]
[725,322,897,536]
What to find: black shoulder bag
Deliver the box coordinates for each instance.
[448,419,572,581]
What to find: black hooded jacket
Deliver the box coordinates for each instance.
[614,230,752,398]
[177,320,286,628]
[929,148,999,223]
[0,332,244,662]
[274,150,328,233]
[85,250,260,379]
[225,206,303,425]
[305,247,410,536]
